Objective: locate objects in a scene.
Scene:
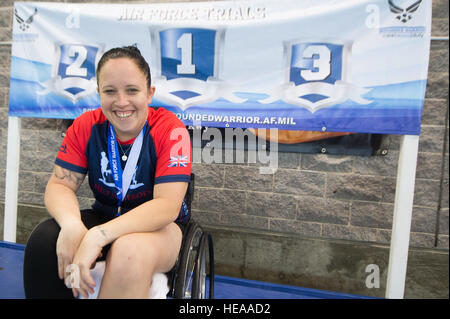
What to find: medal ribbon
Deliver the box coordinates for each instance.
[107,122,146,216]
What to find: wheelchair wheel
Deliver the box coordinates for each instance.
[174,221,214,299]
[192,232,214,299]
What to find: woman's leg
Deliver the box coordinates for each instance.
[97,222,182,299]
[23,218,74,299]
[23,210,108,299]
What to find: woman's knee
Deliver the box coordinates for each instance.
[105,234,155,281]
[23,218,70,299]
[25,218,60,257]
[103,226,182,284]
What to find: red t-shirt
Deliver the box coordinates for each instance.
[56,107,191,220]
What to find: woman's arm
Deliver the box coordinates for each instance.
[93,181,188,246]
[71,181,188,297]
[45,165,88,282]
[45,165,86,228]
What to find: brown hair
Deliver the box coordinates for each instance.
[96,45,151,88]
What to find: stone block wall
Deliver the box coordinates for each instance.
[0,0,448,253]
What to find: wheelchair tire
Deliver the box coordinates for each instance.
[192,233,207,298]
[173,221,204,298]
[191,232,214,299]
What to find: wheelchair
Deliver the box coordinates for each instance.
[166,173,215,299]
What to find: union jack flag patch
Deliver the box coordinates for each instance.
[168,155,189,168]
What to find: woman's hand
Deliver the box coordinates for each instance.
[56,220,88,284]
[46,165,89,290]
[71,226,109,298]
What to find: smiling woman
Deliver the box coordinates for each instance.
[23,46,192,299]
[96,47,155,142]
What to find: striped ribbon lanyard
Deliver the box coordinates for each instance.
[107,123,146,216]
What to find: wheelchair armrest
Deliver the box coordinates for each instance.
[184,173,195,212]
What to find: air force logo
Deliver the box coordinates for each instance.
[150,27,246,110]
[14,7,37,31]
[39,43,103,102]
[388,0,422,23]
[259,40,371,113]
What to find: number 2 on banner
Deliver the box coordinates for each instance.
[66,45,88,77]
[300,45,331,81]
[177,33,196,75]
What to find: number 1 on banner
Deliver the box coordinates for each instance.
[177,33,196,74]
[159,28,215,81]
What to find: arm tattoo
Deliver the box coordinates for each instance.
[98,226,108,238]
[53,166,85,188]
[96,225,110,245]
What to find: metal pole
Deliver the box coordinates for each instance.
[385,134,420,298]
[3,116,21,242]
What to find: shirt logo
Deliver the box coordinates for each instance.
[59,144,67,154]
[98,151,144,190]
[168,155,189,168]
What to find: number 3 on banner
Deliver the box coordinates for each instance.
[300,45,331,81]
[177,33,196,75]
[66,45,88,77]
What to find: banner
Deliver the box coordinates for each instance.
[9,0,431,135]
